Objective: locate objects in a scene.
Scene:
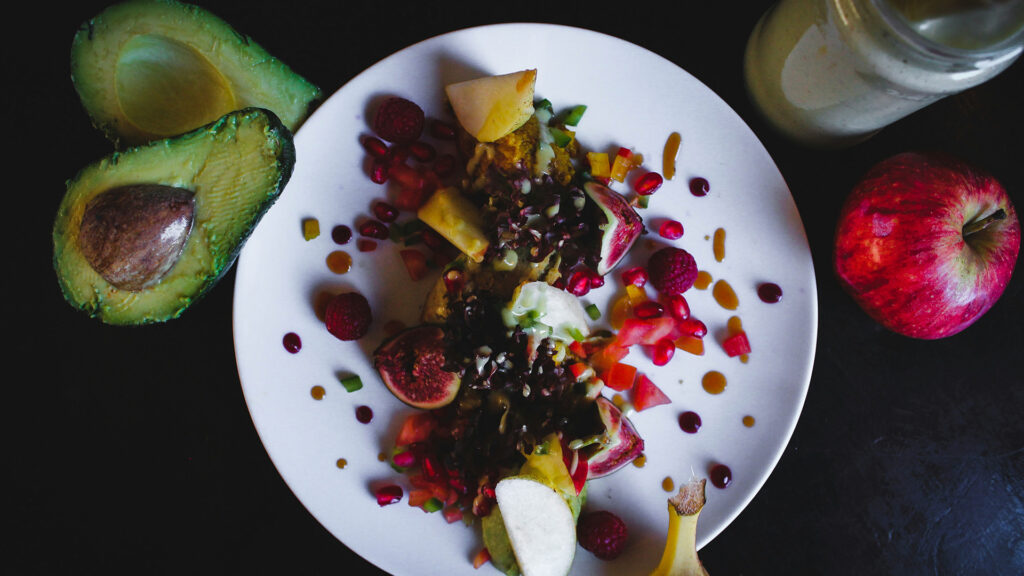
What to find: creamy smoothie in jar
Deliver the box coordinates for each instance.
[744,0,1024,147]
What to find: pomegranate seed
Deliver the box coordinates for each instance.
[659,220,684,239]
[392,451,417,468]
[429,119,457,140]
[375,484,403,506]
[389,163,425,191]
[372,201,399,223]
[634,171,663,195]
[409,141,436,162]
[587,269,605,289]
[634,300,664,319]
[331,225,352,245]
[386,144,411,166]
[664,294,691,321]
[361,135,389,158]
[621,266,648,288]
[652,338,675,366]
[359,219,389,239]
[369,159,389,184]
[443,269,465,294]
[678,318,707,338]
[357,239,377,252]
[422,454,446,480]
[433,153,457,178]
[567,270,591,296]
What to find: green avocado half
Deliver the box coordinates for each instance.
[53,107,295,325]
[71,0,322,147]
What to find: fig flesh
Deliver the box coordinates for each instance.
[373,325,461,410]
[584,181,643,276]
[588,396,645,478]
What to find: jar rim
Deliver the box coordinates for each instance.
[870,0,1024,61]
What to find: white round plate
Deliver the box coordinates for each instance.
[233,23,817,576]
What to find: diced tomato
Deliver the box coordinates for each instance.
[443,506,464,524]
[604,361,638,392]
[617,317,676,347]
[675,334,705,356]
[632,373,671,411]
[568,362,590,380]
[473,548,492,569]
[395,412,435,446]
[589,341,630,372]
[569,340,587,358]
[399,248,429,281]
[723,331,752,357]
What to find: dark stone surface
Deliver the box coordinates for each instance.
[14,2,1022,574]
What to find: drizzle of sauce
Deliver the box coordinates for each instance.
[689,176,710,197]
[331,225,352,244]
[713,280,739,310]
[694,271,713,290]
[336,458,348,469]
[282,332,302,353]
[663,132,682,180]
[702,370,727,395]
[326,250,352,274]
[712,228,726,262]
[355,405,374,424]
[632,455,647,468]
[758,282,783,303]
[709,463,733,489]
[679,411,702,433]
[311,385,326,400]
[662,476,675,492]
[743,415,756,428]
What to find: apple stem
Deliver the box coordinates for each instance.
[963,209,1007,238]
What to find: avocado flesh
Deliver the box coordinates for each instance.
[53,107,295,325]
[71,0,321,147]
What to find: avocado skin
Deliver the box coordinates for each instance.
[71,0,322,147]
[53,107,295,325]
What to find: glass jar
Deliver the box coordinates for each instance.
[744,0,1024,148]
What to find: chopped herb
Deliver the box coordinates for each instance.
[585,303,601,320]
[339,374,363,393]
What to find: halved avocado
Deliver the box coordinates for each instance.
[71,0,321,147]
[53,107,295,325]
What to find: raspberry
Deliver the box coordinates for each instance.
[647,247,698,295]
[325,292,372,341]
[577,510,628,560]
[372,97,424,144]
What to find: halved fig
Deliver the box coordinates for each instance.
[588,396,645,478]
[584,181,643,276]
[373,325,461,410]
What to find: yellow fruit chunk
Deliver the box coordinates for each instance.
[416,187,490,262]
[302,217,320,240]
[445,69,537,143]
[650,478,710,576]
[587,152,610,179]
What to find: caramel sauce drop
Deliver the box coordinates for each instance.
[743,415,756,428]
[311,385,326,400]
[694,271,713,290]
[712,228,726,262]
[663,132,682,180]
[662,476,675,492]
[702,370,727,395]
[336,458,348,469]
[713,280,739,310]
[326,250,353,274]
[632,455,647,468]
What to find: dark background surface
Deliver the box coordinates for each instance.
[12,1,1023,574]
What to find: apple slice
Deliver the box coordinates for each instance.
[416,186,490,262]
[445,69,537,143]
[495,475,577,576]
[584,181,644,276]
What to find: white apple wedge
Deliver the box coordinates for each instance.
[495,476,577,576]
[445,69,537,142]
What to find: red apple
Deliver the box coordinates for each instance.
[833,151,1020,339]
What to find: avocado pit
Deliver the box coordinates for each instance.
[78,183,195,291]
